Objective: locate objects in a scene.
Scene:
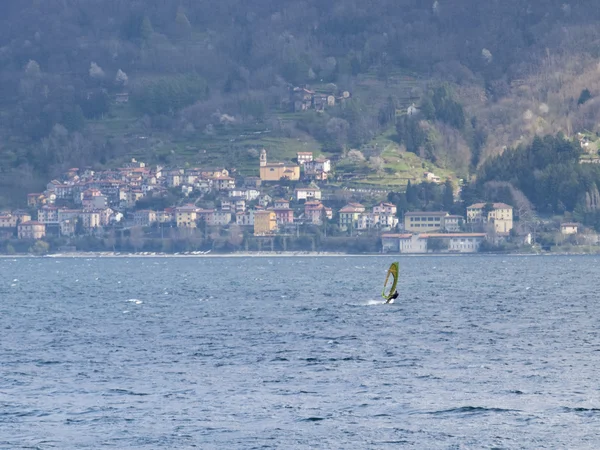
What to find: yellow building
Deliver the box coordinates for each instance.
[0,211,32,229]
[18,221,46,239]
[339,203,365,229]
[175,205,198,228]
[560,223,579,235]
[259,149,300,181]
[404,212,449,232]
[254,210,277,235]
[467,202,513,233]
[81,210,101,230]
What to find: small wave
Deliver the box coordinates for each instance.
[427,406,516,415]
[562,407,600,413]
[299,416,325,422]
[302,357,320,362]
[35,360,62,366]
[105,389,149,396]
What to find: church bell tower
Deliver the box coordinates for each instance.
[260,149,267,167]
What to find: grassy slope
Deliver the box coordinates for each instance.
[345,129,455,188]
[87,72,454,190]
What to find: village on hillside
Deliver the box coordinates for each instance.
[0,147,589,254]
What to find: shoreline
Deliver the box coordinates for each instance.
[0,251,597,258]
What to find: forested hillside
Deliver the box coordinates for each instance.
[2,0,600,206]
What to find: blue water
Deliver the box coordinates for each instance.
[2,255,600,449]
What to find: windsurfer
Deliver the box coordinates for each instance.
[385,290,399,304]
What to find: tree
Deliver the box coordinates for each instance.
[369,156,385,175]
[140,16,154,41]
[29,240,50,255]
[129,226,145,252]
[396,116,426,154]
[578,88,592,106]
[89,62,105,79]
[443,180,454,211]
[75,218,85,236]
[406,180,419,206]
[104,228,117,251]
[175,7,192,38]
[115,69,129,87]
[131,74,208,116]
[228,224,243,249]
[24,60,41,77]
[326,117,350,151]
[482,202,494,222]
[80,89,110,119]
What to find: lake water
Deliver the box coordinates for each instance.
[1,255,600,449]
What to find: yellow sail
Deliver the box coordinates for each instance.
[382,262,399,300]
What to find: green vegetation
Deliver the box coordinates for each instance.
[387,179,459,217]
[473,134,600,231]
[131,74,209,116]
[3,0,600,210]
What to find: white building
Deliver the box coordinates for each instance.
[295,187,322,201]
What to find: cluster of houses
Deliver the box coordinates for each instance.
[0,150,338,241]
[288,86,352,113]
[381,203,514,253]
[2,144,590,253]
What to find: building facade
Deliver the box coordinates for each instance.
[254,210,277,235]
[339,203,365,230]
[295,187,322,201]
[467,203,513,233]
[259,149,300,181]
[18,221,46,239]
[403,212,450,232]
[382,233,486,253]
[175,205,198,228]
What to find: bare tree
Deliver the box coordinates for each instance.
[89,62,105,79]
[228,224,244,248]
[115,69,128,87]
[326,117,350,150]
[129,226,145,252]
[369,156,385,175]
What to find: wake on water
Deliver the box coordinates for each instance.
[365,299,394,305]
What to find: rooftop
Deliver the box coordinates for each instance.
[404,211,448,217]
[20,221,44,226]
[468,203,513,210]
